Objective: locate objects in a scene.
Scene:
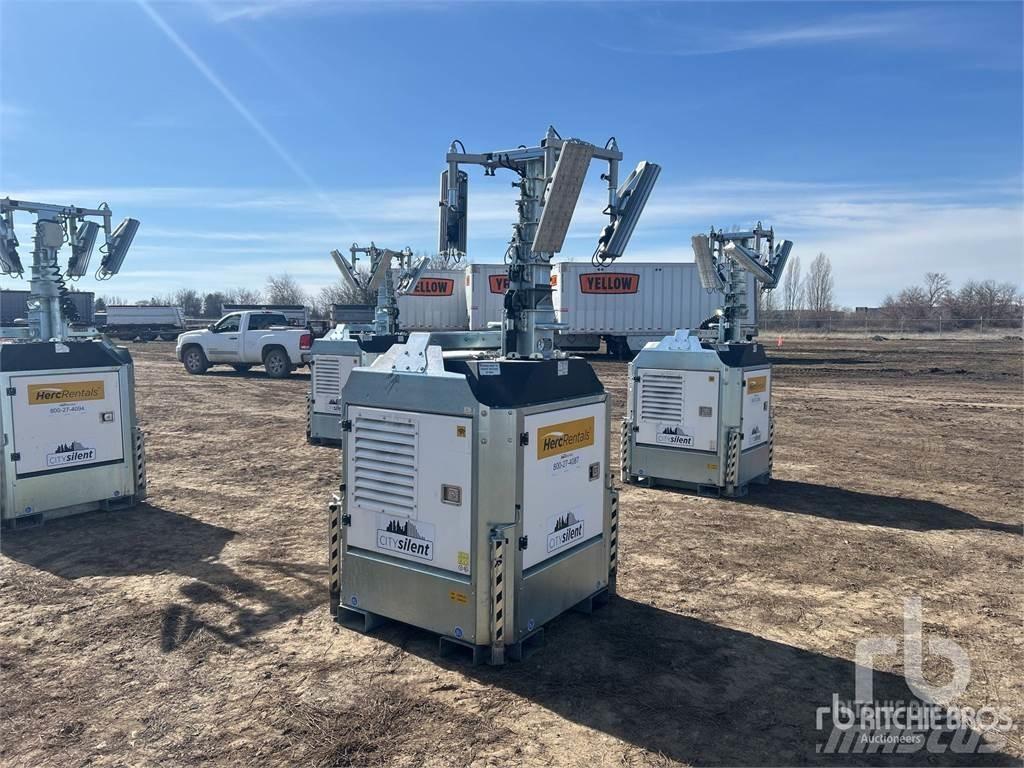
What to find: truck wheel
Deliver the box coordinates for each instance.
[231,364,253,373]
[182,346,209,375]
[263,348,292,379]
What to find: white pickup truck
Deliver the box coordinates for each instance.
[175,311,312,378]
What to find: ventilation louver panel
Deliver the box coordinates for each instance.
[639,372,684,423]
[314,355,343,401]
[351,414,418,516]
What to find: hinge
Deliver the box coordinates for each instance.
[632,376,640,382]
[519,432,529,446]
[341,419,352,432]
[341,513,352,527]
[10,452,20,461]
[518,535,528,550]
[339,483,347,493]
[5,387,15,396]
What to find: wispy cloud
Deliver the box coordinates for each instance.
[604,8,948,57]
[202,0,447,23]
[135,0,350,228]
[3,177,1020,305]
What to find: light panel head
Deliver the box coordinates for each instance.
[331,248,361,293]
[533,140,593,255]
[99,217,140,277]
[438,169,468,257]
[0,215,22,277]
[692,234,725,292]
[595,161,661,262]
[68,220,100,278]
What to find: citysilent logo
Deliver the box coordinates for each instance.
[816,598,1014,755]
[46,440,97,468]
[376,514,434,562]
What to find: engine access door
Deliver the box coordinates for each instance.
[10,369,125,478]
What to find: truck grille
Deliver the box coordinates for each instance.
[639,373,684,423]
[351,413,418,516]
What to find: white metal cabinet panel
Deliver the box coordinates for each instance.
[10,370,124,477]
[521,403,606,571]
[635,368,720,452]
[741,368,771,450]
[345,406,473,575]
[311,354,360,416]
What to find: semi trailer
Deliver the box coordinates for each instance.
[551,262,758,357]
[97,304,185,341]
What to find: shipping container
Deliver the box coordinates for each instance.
[395,269,468,330]
[551,262,758,356]
[1,289,94,325]
[465,263,508,330]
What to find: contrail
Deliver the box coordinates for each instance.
[135,0,349,227]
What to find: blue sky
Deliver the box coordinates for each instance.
[1,0,1021,306]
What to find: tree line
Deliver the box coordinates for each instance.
[880,273,1021,320]
[96,250,446,319]
[97,272,371,320]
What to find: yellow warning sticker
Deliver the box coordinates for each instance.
[537,416,595,460]
[746,376,767,395]
[457,551,470,573]
[449,590,468,604]
[28,380,105,405]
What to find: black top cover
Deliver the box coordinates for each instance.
[703,341,770,368]
[0,340,132,372]
[445,357,604,408]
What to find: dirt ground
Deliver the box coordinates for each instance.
[1,336,1021,767]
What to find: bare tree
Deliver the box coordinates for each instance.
[171,288,203,317]
[924,272,951,309]
[782,254,803,311]
[804,252,834,312]
[224,286,263,305]
[758,286,778,315]
[265,273,306,305]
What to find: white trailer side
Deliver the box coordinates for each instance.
[551,262,758,355]
[395,269,468,331]
[465,263,508,330]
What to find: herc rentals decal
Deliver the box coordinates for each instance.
[376,514,435,561]
[410,278,455,297]
[547,508,585,553]
[746,375,767,394]
[46,440,97,468]
[28,380,105,405]
[578,272,640,294]
[537,416,595,460]
[488,274,509,294]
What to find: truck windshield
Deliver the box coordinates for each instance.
[247,313,289,330]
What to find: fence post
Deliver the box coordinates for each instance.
[938,315,942,336]
[980,316,984,335]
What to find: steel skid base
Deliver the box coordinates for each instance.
[334,585,610,666]
[622,471,770,498]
